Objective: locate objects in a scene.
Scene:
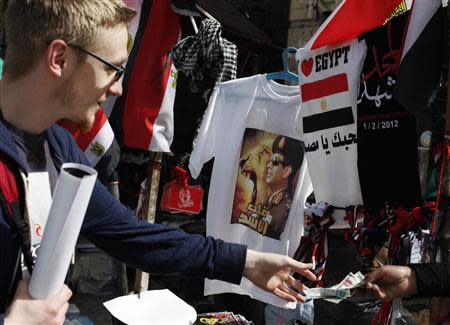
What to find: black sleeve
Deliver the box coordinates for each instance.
[408,262,450,297]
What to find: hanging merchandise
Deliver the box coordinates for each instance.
[189,75,312,308]
[160,166,204,215]
[110,0,180,152]
[392,0,445,115]
[305,0,408,50]
[171,18,238,92]
[293,202,335,287]
[296,38,366,228]
[58,108,115,167]
[357,11,423,211]
[370,203,435,325]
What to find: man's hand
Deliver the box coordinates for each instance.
[4,278,72,325]
[364,265,418,301]
[243,249,316,302]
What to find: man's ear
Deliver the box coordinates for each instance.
[47,40,69,77]
[282,165,292,179]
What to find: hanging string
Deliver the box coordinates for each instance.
[170,165,189,188]
[431,135,450,235]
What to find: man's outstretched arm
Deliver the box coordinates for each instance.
[244,249,315,302]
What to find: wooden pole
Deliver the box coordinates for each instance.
[133,152,164,294]
[108,174,129,296]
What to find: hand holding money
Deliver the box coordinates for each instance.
[304,271,365,303]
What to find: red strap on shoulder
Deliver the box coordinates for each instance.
[0,153,34,274]
[0,153,19,218]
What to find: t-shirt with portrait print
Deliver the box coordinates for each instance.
[189,75,312,308]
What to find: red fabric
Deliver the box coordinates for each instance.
[122,0,180,150]
[372,300,392,325]
[0,154,19,217]
[386,204,432,263]
[149,160,162,171]
[433,142,450,160]
[310,0,403,50]
[170,166,189,188]
[57,107,107,151]
[388,206,425,238]
[300,73,349,102]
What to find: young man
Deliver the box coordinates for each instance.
[0,1,315,324]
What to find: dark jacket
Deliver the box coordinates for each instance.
[0,120,246,319]
[410,262,450,297]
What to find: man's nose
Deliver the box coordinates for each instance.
[108,78,123,97]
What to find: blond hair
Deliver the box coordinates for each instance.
[3,0,135,79]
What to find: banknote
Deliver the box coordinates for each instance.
[333,271,365,290]
[305,271,365,302]
[305,287,351,300]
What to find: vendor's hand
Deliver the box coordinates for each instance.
[364,265,418,301]
[4,278,72,325]
[243,249,316,302]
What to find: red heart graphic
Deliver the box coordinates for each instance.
[301,58,314,77]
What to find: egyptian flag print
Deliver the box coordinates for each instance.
[305,0,406,50]
[58,108,114,167]
[393,0,445,115]
[110,0,180,152]
[297,39,366,227]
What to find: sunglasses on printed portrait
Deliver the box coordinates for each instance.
[270,154,286,166]
[70,44,125,82]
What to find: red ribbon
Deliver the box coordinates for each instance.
[170,166,189,188]
[388,206,425,237]
[387,205,427,261]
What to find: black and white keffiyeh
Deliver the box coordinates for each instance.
[171,18,237,87]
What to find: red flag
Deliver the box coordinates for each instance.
[307,0,404,50]
[121,0,180,151]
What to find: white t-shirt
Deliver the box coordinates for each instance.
[22,172,52,275]
[296,39,367,228]
[189,75,312,308]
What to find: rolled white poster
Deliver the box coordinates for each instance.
[28,163,97,299]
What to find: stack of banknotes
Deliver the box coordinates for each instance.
[305,271,365,303]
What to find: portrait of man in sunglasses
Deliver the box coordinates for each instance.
[264,135,304,239]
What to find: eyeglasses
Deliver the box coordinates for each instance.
[70,44,125,81]
[270,155,286,166]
